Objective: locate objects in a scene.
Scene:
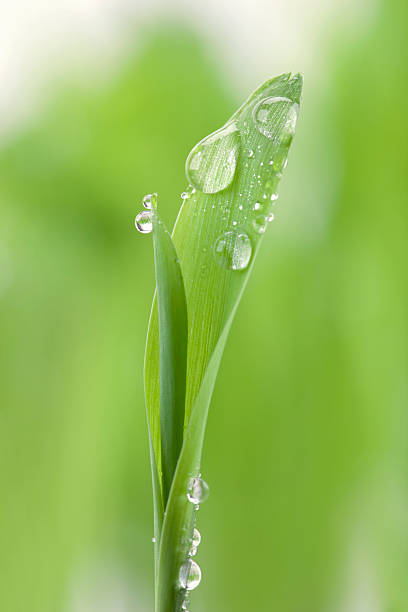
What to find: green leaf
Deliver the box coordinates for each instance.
[152,203,188,505]
[156,311,237,612]
[144,200,188,576]
[144,73,303,610]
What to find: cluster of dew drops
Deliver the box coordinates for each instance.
[135,95,298,275]
[177,475,210,610]
[134,193,156,233]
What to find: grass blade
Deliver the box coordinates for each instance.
[152,202,188,505]
[156,314,236,611]
[144,198,188,576]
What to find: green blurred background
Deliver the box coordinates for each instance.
[0,0,407,610]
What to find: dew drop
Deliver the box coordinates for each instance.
[266,212,275,222]
[179,559,202,591]
[271,193,278,201]
[186,123,240,194]
[189,528,201,556]
[248,149,254,158]
[152,537,156,543]
[192,528,201,548]
[239,204,243,211]
[253,202,263,211]
[187,477,210,505]
[143,193,157,209]
[135,210,152,234]
[213,231,252,271]
[253,215,267,234]
[253,96,299,143]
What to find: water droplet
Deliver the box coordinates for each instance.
[253,202,262,211]
[152,537,156,543]
[271,193,278,201]
[238,204,243,211]
[248,149,254,158]
[143,193,157,209]
[266,212,275,222]
[189,528,201,555]
[187,477,210,505]
[253,97,299,143]
[179,559,202,591]
[192,528,201,547]
[181,191,190,200]
[186,123,240,194]
[232,220,237,226]
[253,215,267,234]
[213,231,252,271]
[181,600,189,611]
[135,210,152,234]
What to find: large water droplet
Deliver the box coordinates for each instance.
[135,210,152,234]
[187,477,210,505]
[179,559,202,591]
[253,97,299,143]
[214,231,252,271]
[185,123,240,194]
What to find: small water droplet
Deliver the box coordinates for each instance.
[238,205,243,211]
[187,478,210,505]
[179,559,202,591]
[188,528,201,556]
[266,212,275,222]
[253,215,267,234]
[214,231,252,271]
[248,149,254,158]
[135,210,152,234]
[186,123,240,194]
[253,202,262,211]
[181,191,190,199]
[143,195,152,209]
[181,600,189,611]
[192,528,201,548]
[232,220,237,226]
[152,537,156,543]
[253,97,299,143]
[271,193,278,201]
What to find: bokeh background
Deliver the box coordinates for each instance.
[0,0,407,610]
